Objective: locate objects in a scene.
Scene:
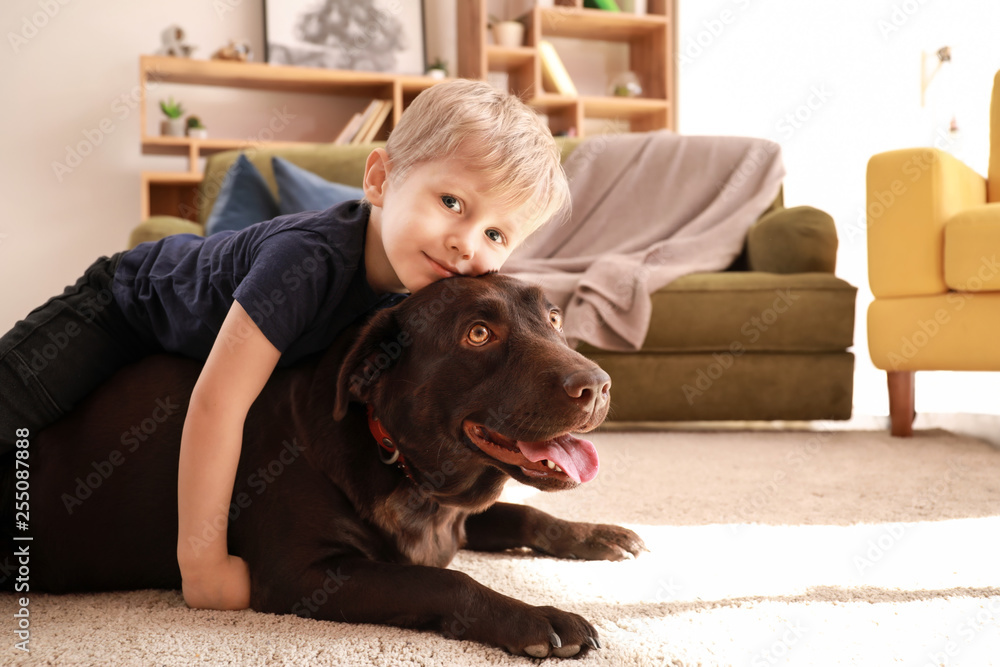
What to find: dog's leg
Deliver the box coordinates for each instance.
[257,557,600,658]
[464,502,646,561]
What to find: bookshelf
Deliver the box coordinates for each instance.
[457,0,676,138]
[138,55,447,221]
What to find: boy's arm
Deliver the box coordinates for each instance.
[177,300,281,610]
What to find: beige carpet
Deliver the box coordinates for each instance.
[4,428,1000,666]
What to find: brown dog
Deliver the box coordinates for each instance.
[1,274,644,658]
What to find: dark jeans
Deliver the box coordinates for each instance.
[0,253,155,452]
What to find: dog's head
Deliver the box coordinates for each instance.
[334,274,610,500]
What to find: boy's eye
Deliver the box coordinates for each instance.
[485,228,505,244]
[441,195,462,213]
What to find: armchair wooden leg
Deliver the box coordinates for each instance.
[887,371,915,437]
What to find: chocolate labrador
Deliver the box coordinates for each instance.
[0,274,645,658]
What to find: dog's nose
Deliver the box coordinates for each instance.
[563,368,611,413]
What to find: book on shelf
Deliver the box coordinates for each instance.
[584,0,621,11]
[538,41,577,96]
[353,100,393,144]
[333,112,364,144]
[334,99,381,145]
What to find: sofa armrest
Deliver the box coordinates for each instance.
[867,148,986,298]
[746,206,838,274]
[128,216,204,250]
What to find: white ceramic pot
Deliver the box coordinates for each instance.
[161,118,186,137]
[493,21,524,48]
[186,127,209,139]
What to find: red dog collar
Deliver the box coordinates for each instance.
[366,405,416,483]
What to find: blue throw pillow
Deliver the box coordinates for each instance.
[204,154,280,236]
[272,157,364,215]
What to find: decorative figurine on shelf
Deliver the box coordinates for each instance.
[157,25,196,58]
[609,71,643,97]
[186,116,208,139]
[159,98,185,137]
[212,40,253,62]
[426,58,447,79]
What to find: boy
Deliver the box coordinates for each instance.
[0,79,569,610]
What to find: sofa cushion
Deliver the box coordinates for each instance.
[576,272,856,354]
[272,157,365,215]
[199,145,380,226]
[943,203,1000,291]
[204,154,280,236]
[585,350,854,422]
[747,206,837,274]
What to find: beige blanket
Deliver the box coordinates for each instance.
[503,130,786,350]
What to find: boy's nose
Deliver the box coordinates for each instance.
[447,231,476,262]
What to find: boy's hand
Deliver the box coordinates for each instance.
[180,553,251,610]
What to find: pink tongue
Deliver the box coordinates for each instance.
[516,434,600,483]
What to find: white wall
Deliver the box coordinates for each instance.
[2,0,998,419]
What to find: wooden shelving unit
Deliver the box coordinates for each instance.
[138,55,447,221]
[458,0,676,138]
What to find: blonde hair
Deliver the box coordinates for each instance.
[384,79,569,236]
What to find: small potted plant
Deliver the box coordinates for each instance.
[426,57,447,79]
[159,97,185,137]
[186,115,208,139]
[489,14,525,48]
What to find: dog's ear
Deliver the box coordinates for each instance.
[333,307,403,421]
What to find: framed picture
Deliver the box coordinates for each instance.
[264,0,426,75]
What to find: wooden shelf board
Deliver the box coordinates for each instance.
[582,96,669,119]
[487,46,535,70]
[142,171,204,185]
[537,7,667,40]
[141,55,443,97]
[529,94,579,112]
[141,136,323,157]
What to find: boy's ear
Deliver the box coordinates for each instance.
[333,307,401,421]
[363,148,390,207]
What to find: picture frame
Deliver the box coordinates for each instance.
[264,0,426,75]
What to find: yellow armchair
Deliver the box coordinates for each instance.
[867,70,1000,436]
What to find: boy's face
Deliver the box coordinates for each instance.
[366,150,527,293]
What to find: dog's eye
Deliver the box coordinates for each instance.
[549,309,563,331]
[468,324,491,346]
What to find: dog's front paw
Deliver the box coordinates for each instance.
[535,520,647,561]
[496,604,601,659]
[574,522,647,561]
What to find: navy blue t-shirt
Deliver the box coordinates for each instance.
[112,200,399,367]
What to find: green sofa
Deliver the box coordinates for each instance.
[131,140,857,423]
